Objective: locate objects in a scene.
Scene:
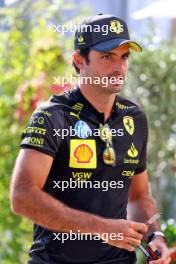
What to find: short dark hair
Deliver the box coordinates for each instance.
[73,48,90,74]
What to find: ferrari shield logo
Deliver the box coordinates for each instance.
[123,116,134,135]
[110,20,124,34]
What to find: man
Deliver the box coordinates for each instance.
[10,14,171,264]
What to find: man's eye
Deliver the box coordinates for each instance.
[123,54,130,59]
[102,54,112,60]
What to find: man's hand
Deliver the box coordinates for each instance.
[101,219,148,251]
[149,237,171,264]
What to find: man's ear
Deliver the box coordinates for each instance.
[72,51,84,71]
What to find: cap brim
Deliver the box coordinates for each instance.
[91,38,142,52]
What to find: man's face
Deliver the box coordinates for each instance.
[80,43,130,94]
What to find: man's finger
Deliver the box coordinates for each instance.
[129,230,143,240]
[130,221,148,233]
[125,243,135,252]
[126,237,141,247]
[149,247,171,264]
[150,240,171,263]
[149,256,171,264]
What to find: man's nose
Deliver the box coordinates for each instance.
[112,59,127,74]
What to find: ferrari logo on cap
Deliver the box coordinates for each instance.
[110,20,124,34]
[123,116,134,135]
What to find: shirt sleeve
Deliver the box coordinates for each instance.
[135,112,148,174]
[20,105,62,157]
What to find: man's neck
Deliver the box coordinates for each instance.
[80,86,116,121]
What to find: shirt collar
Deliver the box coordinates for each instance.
[73,87,119,124]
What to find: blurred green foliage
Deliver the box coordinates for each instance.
[162,219,176,247]
[124,40,176,219]
[0,1,175,263]
[0,0,74,263]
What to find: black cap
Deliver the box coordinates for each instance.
[74,14,142,52]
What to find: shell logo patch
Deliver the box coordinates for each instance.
[74,144,93,163]
[69,139,97,168]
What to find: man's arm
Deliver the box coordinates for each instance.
[10,149,102,234]
[128,170,171,264]
[10,148,147,251]
[128,170,160,234]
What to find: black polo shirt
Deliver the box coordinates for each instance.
[20,87,148,264]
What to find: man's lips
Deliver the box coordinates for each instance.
[108,76,124,85]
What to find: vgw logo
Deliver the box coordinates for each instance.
[72,172,92,181]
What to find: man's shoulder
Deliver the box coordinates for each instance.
[116,95,140,109]
[33,89,77,116]
[116,95,146,117]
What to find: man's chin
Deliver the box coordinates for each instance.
[109,84,123,93]
[98,84,123,94]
